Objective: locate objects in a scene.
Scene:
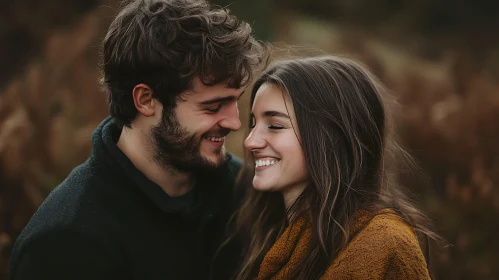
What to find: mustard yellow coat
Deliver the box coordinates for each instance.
[257,209,431,280]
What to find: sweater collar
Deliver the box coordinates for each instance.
[257,212,312,280]
[257,209,396,280]
[90,116,235,216]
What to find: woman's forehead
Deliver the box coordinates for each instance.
[253,83,289,110]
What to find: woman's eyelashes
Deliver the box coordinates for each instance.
[268,124,285,130]
[249,119,285,130]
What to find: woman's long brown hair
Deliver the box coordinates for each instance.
[224,56,441,280]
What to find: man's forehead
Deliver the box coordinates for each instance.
[186,77,245,99]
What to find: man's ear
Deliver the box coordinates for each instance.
[132,84,156,117]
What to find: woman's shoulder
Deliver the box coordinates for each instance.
[361,209,417,241]
[321,209,430,279]
[350,209,423,256]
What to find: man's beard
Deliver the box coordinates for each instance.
[150,109,229,174]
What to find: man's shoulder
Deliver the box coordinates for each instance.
[11,163,122,276]
[14,159,117,251]
[9,226,124,279]
[46,159,110,211]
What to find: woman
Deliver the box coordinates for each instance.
[227,56,438,280]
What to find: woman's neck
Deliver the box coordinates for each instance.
[282,184,308,222]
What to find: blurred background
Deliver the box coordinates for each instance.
[1,0,498,279]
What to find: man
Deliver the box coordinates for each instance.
[9,0,265,279]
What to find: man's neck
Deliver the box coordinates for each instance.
[116,128,195,197]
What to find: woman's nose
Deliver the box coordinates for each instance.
[244,129,266,151]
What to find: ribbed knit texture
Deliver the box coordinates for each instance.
[257,209,431,280]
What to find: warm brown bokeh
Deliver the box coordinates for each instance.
[2,1,499,279]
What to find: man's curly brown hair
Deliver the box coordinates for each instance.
[101,0,266,127]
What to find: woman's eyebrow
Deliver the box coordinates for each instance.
[262,110,290,119]
[250,110,290,120]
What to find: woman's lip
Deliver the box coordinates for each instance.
[254,156,281,161]
[255,162,279,171]
[255,159,280,171]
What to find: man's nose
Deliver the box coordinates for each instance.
[219,102,242,131]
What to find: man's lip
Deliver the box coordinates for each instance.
[203,135,228,138]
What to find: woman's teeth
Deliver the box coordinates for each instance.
[205,136,224,142]
[255,159,280,168]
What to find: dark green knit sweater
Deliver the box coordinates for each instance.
[10,117,242,280]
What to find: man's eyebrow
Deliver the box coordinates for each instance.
[199,91,245,105]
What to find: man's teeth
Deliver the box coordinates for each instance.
[255,159,280,167]
[205,136,225,142]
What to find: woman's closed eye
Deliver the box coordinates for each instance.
[269,124,285,130]
[248,124,284,130]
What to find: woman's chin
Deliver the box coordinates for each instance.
[252,178,274,192]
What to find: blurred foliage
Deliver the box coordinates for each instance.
[0,0,101,88]
[1,0,499,279]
